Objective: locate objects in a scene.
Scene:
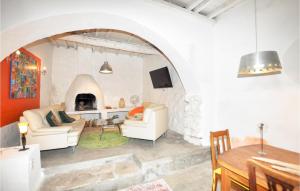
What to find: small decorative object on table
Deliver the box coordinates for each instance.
[18,122,29,151]
[258,123,266,155]
[119,98,125,108]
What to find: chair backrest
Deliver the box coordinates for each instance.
[247,159,300,191]
[210,129,231,171]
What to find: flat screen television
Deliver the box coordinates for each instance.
[149,67,173,88]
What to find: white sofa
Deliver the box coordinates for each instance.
[121,103,168,142]
[20,105,85,151]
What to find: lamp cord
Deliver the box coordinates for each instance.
[254,0,258,53]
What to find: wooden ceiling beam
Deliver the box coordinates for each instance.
[186,0,205,11]
[207,0,245,19]
[194,0,211,13]
[59,35,159,55]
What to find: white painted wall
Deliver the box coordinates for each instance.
[213,0,300,152]
[51,46,143,107]
[26,41,53,107]
[143,55,185,134]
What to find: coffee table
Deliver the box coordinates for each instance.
[98,119,124,140]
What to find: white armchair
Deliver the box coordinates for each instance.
[121,104,168,142]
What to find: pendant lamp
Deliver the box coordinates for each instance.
[238,0,282,77]
[99,61,113,74]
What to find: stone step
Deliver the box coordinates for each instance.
[40,154,143,191]
[141,147,211,182]
[39,147,210,191]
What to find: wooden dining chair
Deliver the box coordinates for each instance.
[210,129,249,191]
[247,159,300,191]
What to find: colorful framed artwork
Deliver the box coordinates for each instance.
[9,50,39,99]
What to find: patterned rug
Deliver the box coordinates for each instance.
[121,179,173,191]
[79,131,128,149]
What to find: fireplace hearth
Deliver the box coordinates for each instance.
[65,74,104,112]
[75,93,97,111]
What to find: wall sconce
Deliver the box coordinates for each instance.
[15,50,21,55]
[18,122,29,151]
[41,66,47,75]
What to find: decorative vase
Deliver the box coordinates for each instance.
[119,98,125,108]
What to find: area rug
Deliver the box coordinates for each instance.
[121,179,173,191]
[79,131,128,149]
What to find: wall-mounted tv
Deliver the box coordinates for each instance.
[149,67,173,88]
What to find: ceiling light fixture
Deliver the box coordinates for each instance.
[238,0,282,77]
[99,61,113,74]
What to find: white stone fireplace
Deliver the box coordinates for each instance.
[65,74,104,112]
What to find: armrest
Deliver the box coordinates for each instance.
[33,126,72,133]
[123,120,148,127]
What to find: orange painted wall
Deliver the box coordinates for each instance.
[0,48,41,127]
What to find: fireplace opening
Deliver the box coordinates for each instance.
[75,93,97,111]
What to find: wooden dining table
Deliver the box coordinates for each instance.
[218,144,300,191]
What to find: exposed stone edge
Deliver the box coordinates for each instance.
[42,153,134,177]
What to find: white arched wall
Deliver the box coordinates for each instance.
[2,0,298,151]
[1,0,215,145]
[1,0,214,92]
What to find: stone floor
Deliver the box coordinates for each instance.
[40,127,213,191]
[163,160,213,191]
[41,127,210,168]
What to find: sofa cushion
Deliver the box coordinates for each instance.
[34,107,51,127]
[50,104,65,123]
[46,111,61,127]
[59,111,75,123]
[23,110,44,131]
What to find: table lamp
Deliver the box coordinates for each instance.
[258,123,266,155]
[18,122,29,151]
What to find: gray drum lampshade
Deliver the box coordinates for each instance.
[99,61,113,74]
[238,51,282,77]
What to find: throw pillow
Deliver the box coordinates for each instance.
[128,106,144,116]
[59,111,75,123]
[46,111,61,127]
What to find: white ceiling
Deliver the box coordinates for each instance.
[48,0,245,54]
[49,29,159,56]
[162,0,245,19]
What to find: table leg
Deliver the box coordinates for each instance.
[221,168,232,191]
[117,124,122,134]
[99,126,104,140]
